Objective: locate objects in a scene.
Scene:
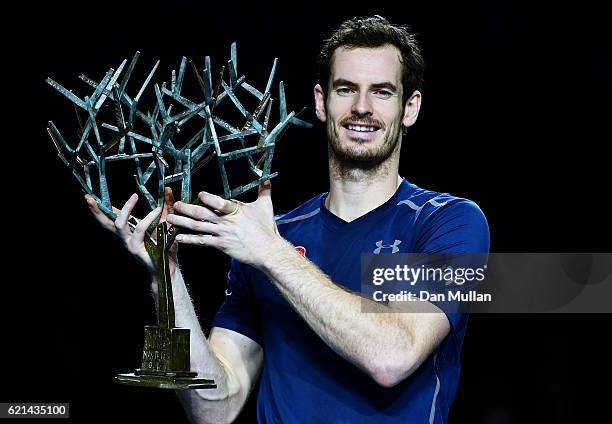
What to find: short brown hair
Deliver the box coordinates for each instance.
[317,15,425,105]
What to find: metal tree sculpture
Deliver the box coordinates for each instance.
[46,43,310,389]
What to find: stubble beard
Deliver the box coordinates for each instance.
[327,112,403,180]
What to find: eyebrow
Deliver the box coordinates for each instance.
[332,79,398,92]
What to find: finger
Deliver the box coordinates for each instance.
[115,193,139,237]
[175,234,219,247]
[129,207,162,250]
[161,187,175,220]
[256,180,274,217]
[172,201,220,223]
[84,195,115,231]
[257,179,272,202]
[198,191,235,214]
[166,214,220,235]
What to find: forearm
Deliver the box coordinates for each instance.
[260,238,437,387]
[164,185,447,389]
[150,269,247,423]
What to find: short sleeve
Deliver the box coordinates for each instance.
[211,258,263,347]
[415,198,490,254]
[415,198,490,330]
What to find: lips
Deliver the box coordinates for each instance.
[342,122,381,132]
[341,121,381,140]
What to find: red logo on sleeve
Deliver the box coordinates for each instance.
[295,246,306,256]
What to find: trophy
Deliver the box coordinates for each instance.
[46,43,310,389]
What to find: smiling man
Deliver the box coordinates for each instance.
[88,15,489,423]
[321,45,409,181]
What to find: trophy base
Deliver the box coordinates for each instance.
[115,370,217,390]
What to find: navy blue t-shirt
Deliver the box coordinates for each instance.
[212,179,490,423]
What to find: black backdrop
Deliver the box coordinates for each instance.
[4,0,611,422]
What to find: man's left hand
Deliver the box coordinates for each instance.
[166,180,282,268]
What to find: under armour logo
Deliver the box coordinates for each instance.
[373,239,402,254]
[225,288,233,297]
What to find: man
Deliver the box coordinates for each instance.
[86,16,489,423]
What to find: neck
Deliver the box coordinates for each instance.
[326,151,402,222]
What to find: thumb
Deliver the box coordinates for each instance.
[162,186,175,217]
[257,179,272,202]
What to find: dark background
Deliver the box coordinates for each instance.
[4,0,611,422]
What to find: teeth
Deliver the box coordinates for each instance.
[347,124,377,132]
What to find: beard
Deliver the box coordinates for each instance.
[327,112,403,173]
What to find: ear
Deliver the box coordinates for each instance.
[314,84,327,123]
[402,90,422,128]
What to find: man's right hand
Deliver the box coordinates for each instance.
[85,188,264,422]
[84,187,177,276]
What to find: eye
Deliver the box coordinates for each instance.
[372,90,394,100]
[335,87,356,96]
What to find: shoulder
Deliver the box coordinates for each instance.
[398,181,487,225]
[399,181,489,253]
[274,193,325,227]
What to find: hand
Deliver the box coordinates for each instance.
[84,187,178,276]
[166,180,282,268]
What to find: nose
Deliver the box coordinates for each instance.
[351,90,373,116]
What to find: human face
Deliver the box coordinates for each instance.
[314,45,420,169]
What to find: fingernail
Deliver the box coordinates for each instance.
[176,235,183,242]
